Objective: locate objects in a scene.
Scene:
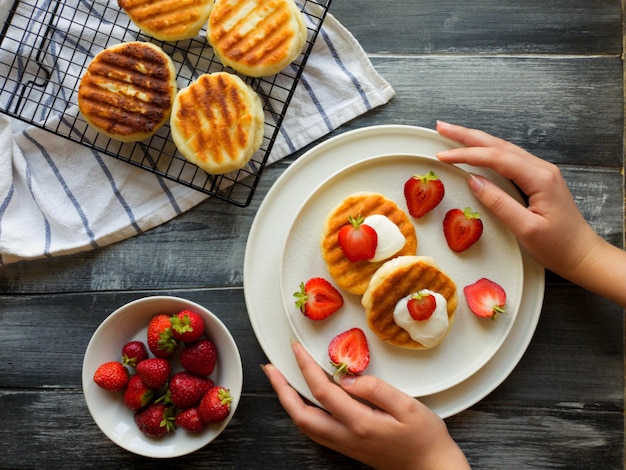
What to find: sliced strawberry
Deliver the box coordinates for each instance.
[463,278,507,320]
[328,327,370,376]
[404,170,445,218]
[338,215,378,262]
[443,207,483,252]
[294,277,344,320]
[407,291,436,321]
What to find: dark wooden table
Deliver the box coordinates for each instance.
[1,1,624,468]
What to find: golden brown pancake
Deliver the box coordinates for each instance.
[170,71,265,174]
[118,0,214,41]
[206,0,307,77]
[78,42,177,142]
[362,256,457,350]
[320,192,418,296]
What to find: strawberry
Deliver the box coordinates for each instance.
[175,407,205,433]
[147,313,178,358]
[136,357,171,389]
[328,327,370,376]
[180,339,218,376]
[404,170,445,218]
[121,340,148,368]
[198,386,232,424]
[134,402,175,438]
[123,374,154,411]
[167,371,214,409]
[407,291,436,321]
[337,215,378,262]
[93,361,129,392]
[170,310,205,343]
[463,278,507,320]
[294,277,344,321]
[443,207,483,252]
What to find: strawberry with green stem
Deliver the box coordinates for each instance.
[404,170,445,218]
[338,215,378,262]
[407,291,437,321]
[328,328,370,380]
[294,277,344,321]
[443,207,483,252]
[147,313,178,358]
[463,278,507,320]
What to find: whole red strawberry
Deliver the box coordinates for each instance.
[180,339,218,376]
[134,402,175,437]
[136,357,171,389]
[198,386,232,424]
[463,278,507,320]
[338,215,378,262]
[167,371,214,409]
[123,374,154,411]
[404,170,445,218]
[294,277,344,321]
[407,291,436,321]
[175,407,205,433]
[93,361,129,392]
[121,341,148,368]
[328,328,370,376]
[443,207,483,252]
[170,310,205,343]
[147,314,178,358]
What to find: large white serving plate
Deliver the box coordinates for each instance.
[244,125,544,418]
[280,154,523,397]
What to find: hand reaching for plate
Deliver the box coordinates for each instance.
[436,121,626,308]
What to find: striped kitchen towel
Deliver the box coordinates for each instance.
[0,1,394,265]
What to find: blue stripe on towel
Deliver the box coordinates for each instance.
[23,130,99,249]
[0,183,15,265]
[320,29,371,110]
[24,159,52,257]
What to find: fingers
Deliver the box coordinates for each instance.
[436,121,531,159]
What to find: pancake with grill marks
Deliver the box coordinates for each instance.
[170,72,264,174]
[78,42,177,142]
[320,192,418,296]
[206,0,307,77]
[362,256,458,350]
[118,0,214,41]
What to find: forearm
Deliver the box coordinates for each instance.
[566,237,626,308]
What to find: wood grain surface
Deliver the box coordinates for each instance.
[0,1,623,469]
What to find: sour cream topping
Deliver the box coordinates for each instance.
[393,289,449,348]
[363,214,405,262]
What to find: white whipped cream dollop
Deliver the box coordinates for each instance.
[393,289,449,348]
[363,214,405,262]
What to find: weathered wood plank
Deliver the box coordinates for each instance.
[331,0,623,55]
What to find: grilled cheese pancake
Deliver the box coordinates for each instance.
[362,256,458,350]
[206,0,307,77]
[118,0,214,41]
[320,192,418,296]
[170,72,264,174]
[78,42,177,142]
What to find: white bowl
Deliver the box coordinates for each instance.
[82,296,243,458]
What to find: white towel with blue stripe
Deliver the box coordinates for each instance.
[0,3,394,265]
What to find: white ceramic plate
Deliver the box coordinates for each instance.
[279,154,523,397]
[244,125,544,418]
[82,296,243,458]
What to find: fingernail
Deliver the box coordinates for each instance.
[339,374,356,387]
[436,120,450,128]
[468,173,486,194]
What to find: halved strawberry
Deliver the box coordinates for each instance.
[294,277,344,320]
[338,215,378,262]
[328,327,370,376]
[404,170,445,218]
[443,207,483,252]
[463,278,507,320]
[407,291,436,321]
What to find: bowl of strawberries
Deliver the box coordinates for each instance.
[82,296,243,458]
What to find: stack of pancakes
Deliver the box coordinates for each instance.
[320,192,457,350]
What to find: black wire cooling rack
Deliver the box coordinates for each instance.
[0,0,332,206]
